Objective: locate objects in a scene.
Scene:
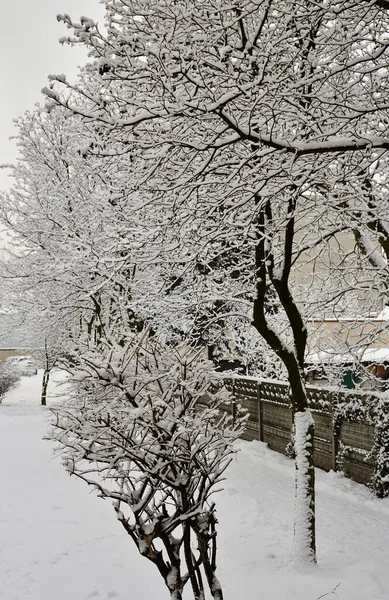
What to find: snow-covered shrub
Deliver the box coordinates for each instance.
[0,363,20,402]
[367,397,389,498]
[51,329,246,600]
[333,391,389,498]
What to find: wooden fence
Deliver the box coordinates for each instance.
[223,376,376,486]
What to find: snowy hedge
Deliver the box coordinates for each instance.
[0,364,20,402]
[332,393,389,499]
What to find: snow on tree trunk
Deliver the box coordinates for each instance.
[293,408,316,564]
[167,567,183,600]
[209,576,222,600]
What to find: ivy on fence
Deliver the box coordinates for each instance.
[334,392,389,498]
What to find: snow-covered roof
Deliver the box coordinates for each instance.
[0,335,27,350]
[377,306,389,321]
[310,307,389,322]
[307,348,389,365]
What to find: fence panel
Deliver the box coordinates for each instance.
[224,376,377,489]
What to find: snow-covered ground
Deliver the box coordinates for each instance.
[1,372,389,600]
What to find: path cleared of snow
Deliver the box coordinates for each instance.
[1,372,389,599]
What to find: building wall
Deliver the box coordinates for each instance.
[308,318,389,351]
[0,349,28,362]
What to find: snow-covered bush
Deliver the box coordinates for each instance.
[333,392,389,499]
[0,363,20,402]
[369,397,389,498]
[51,329,246,600]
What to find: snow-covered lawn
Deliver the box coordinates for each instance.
[1,373,389,600]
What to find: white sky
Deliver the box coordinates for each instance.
[0,0,105,192]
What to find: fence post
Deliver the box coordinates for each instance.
[231,378,236,424]
[330,392,338,472]
[257,380,263,442]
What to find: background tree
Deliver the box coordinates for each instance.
[0,363,20,403]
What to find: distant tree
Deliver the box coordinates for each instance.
[29,334,67,406]
[0,104,152,374]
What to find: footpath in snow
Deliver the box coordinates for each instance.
[1,372,389,600]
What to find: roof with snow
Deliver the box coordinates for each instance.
[306,348,389,365]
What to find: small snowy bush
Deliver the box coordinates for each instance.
[0,363,21,402]
[51,329,247,600]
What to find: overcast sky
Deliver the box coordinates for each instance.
[0,0,105,191]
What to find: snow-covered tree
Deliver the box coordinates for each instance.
[0,91,249,599]
[41,0,389,562]
[51,325,245,600]
[0,103,153,358]
[2,0,389,568]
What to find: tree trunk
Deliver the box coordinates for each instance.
[193,515,224,600]
[293,406,316,563]
[253,196,316,562]
[41,370,50,406]
[287,365,316,563]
